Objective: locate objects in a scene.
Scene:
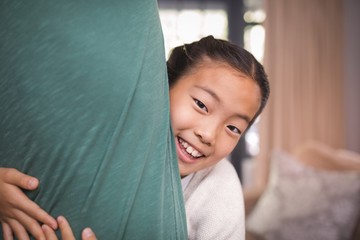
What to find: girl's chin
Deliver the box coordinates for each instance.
[178,165,192,177]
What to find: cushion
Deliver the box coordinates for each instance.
[246,150,360,240]
[293,140,360,171]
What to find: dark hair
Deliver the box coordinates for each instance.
[167,35,270,128]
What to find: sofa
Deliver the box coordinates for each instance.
[244,141,360,240]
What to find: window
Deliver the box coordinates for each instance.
[159,4,228,57]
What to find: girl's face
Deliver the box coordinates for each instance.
[170,59,261,177]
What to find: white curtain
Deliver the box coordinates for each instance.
[254,0,345,188]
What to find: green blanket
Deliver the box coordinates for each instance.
[0,1,187,239]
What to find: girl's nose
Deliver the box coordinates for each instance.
[194,126,216,146]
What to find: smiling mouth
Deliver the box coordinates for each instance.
[178,137,204,158]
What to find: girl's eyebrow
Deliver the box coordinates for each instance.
[193,85,251,124]
[236,113,251,124]
[194,85,220,102]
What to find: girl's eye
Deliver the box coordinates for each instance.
[227,125,241,135]
[194,99,208,112]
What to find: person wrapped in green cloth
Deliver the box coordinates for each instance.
[0,0,187,239]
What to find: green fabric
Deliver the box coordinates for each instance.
[0,1,187,239]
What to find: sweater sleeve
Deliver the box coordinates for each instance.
[184,160,245,240]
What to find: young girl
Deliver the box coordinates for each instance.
[0,36,269,240]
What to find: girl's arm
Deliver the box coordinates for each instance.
[0,168,58,240]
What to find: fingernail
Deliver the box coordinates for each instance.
[41,224,48,232]
[57,216,65,224]
[83,228,93,238]
[28,178,38,188]
[51,220,58,229]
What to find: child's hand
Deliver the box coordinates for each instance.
[0,168,58,240]
[42,216,97,240]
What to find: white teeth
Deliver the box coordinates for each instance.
[179,138,203,158]
[186,146,194,154]
[191,149,202,157]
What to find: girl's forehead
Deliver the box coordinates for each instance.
[192,58,247,78]
[189,59,248,81]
